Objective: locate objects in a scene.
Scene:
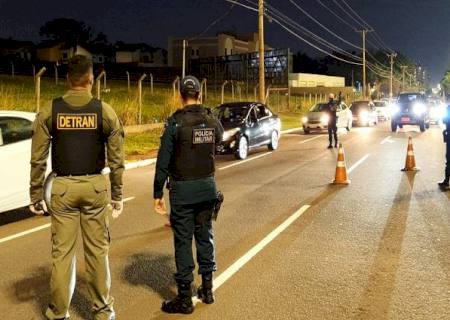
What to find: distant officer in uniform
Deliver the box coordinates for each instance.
[29,55,124,320]
[439,95,450,190]
[324,93,341,148]
[153,75,224,314]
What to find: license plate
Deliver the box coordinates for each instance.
[401,117,410,123]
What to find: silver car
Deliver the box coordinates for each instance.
[302,102,353,134]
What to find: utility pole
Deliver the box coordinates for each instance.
[182,39,188,79]
[387,53,397,98]
[258,0,266,103]
[400,65,407,91]
[356,29,372,99]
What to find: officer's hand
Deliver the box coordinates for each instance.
[29,200,48,216]
[111,200,124,219]
[154,198,167,215]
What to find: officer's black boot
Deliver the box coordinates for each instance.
[197,273,215,304]
[161,282,194,314]
[438,177,450,190]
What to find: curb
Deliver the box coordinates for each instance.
[122,127,303,171]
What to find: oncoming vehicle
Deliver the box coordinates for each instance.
[390,93,430,132]
[0,111,37,212]
[302,102,352,134]
[373,100,390,121]
[428,100,446,125]
[350,101,378,127]
[215,102,281,160]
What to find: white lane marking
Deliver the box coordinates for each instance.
[0,197,136,245]
[299,135,323,144]
[213,205,311,291]
[281,127,301,134]
[218,152,273,171]
[380,136,394,145]
[348,154,371,173]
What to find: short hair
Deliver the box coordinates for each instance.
[181,91,200,101]
[67,55,93,86]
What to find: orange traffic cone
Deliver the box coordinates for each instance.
[402,136,420,171]
[332,143,351,185]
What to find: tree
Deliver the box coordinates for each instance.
[441,71,450,93]
[39,18,93,45]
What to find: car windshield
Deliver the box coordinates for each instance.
[216,105,249,123]
[374,102,386,107]
[310,103,328,112]
[398,94,423,103]
[351,102,370,111]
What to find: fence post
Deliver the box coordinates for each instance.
[54,64,59,86]
[126,71,130,92]
[221,80,229,104]
[35,67,46,112]
[32,64,36,82]
[149,73,154,94]
[254,84,259,101]
[138,73,147,124]
[96,71,106,99]
[200,78,207,103]
[172,76,180,100]
[231,80,235,101]
[11,62,14,78]
[103,71,107,90]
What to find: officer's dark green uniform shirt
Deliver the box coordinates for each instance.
[30,90,125,203]
[154,104,223,205]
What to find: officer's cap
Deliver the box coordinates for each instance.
[180,76,201,95]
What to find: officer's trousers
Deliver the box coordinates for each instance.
[170,200,217,284]
[328,122,338,146]
[446,142,450,178]
[45,175,114,320]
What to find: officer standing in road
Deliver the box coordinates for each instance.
[29,55,124,320]
[153,75,224,314]
[324,93,341,149]
[439,95,450,190]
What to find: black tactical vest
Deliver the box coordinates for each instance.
[169,105,218,181]
[51,97,106,176]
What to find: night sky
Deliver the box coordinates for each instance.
[0,0,449,83]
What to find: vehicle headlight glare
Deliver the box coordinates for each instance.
[222,128,240,141]
[413,103,426,115]
[389,104,400,115]
[302,116,308,124]
[360,111,369,122]
[320,115,329,125]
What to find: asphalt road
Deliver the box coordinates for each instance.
[1,122,449,320]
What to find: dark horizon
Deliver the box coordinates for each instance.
[0,0,448,84]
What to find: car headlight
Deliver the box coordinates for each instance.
[320,114,329,125]
[302,116,308,124]
[222,128,240,141]
[389,104,400,115]
[413,103,426,115]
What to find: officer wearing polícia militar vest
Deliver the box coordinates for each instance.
[153,75,224,314]
[29,55,124,320]
[439,94,450,190]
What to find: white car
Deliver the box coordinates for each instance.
[302,102,353,134]
[0,111,43,213]
[373,100,390,121]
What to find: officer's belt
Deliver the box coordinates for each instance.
[54,171,102,177]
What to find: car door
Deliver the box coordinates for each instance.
[0,116,34,212]
[336,103,345,128]
[246,107,260,146]
[254,104,273,144]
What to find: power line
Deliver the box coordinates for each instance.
[331,0,368,29]
[340,0,372,29]
[189,3,237,40]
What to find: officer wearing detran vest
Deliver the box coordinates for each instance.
[29,55,124,320]
[324,93,341,149]
[439,94,450,190]
[153,75,224,314]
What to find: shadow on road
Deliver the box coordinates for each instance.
[0,207,35,226]
[122,252,175,300]
[11,266,93,319]
[353,172,415,319]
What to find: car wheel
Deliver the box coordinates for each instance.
[268,131,279,151]
[235,136,249,160]
[303,127,310,134]
[426,122,430,129]
[420,122,426,132]
[391,121,397,132]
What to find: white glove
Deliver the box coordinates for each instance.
[111,200,123,219]
[29,200,48,216]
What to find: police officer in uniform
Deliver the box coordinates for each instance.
[153,75,224,314]
[324,93,341,149]
[29,55,124,320]
[439,96,450,190]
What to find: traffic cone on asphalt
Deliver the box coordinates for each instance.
[332,143,351,185]
[402,136,420,172]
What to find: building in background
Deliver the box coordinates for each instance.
[115,42,167,67]
[168,32,273,67]
[36,41,92,63]
[0,38,34,62]
[289,73,345,88]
